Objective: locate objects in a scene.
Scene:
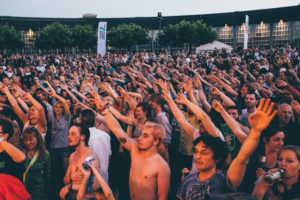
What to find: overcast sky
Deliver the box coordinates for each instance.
[0,0,299,18]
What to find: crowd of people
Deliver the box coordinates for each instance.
[0,44,299,200]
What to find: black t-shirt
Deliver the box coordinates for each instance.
[0,151,24,180]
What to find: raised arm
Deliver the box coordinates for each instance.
[127,92,143,102]
[227,99,277,188]
[0,138,26,163]
[194,77,211,113]
[71,85,90,103]
[219,79,238,97]
[137,72,153,89]
[100,82,120,105]
[210,86,236,107]
[122,90,138,111]
[184,79,198,105]
[49,83,70,117]
[60,84,79,104]
[25,92,47,128]
[160,83,196,137]
[11,84,29,113]
[95,98,137,151]
[176,92,223,139]
[212,100,247,143]
[108,106,135,125]
[1,84,28,124]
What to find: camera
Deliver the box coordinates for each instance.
[41,83,48,88]
[82,157,95,170]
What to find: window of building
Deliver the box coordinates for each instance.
[273,20,291,45]
[218,24,233,46]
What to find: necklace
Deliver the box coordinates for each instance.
[27,150,36,159]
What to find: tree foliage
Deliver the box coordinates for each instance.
[35,22,73,49]
[107,23,150,48]
[0,24,23,49]
[158,20,217,46]
[72,24,97,49]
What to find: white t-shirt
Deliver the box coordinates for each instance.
[88,127,111,183]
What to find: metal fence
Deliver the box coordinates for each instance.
[0,42,198,56]
[0,48,96,56]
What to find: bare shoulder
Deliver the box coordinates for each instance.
[69,152,76,162]
[154,154,170,172]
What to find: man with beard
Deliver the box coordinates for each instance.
[148,93,172,149]
[100,105,170,200]
[241,92,258,128]
[59,123,100,199]
[277,103,299,146]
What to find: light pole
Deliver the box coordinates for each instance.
[157,12,162,32]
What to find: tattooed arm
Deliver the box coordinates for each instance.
[102,108,137,152]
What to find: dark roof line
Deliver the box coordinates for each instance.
[1,5,300,30]
[1,4,299,20]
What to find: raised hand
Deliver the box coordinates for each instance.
[127,110,136,125]
[207,75,219,82]
[100,82,111,92]
[175,91,188,105]
[23,92,33,100]
[156,78,166,89]
[248,98,277,132]
[291,100,300,115]
[11,84,21,98]
[136,72,144,81]
[60,84,68,90]
[160,84,172,102]
[210,87,221,96]
[0,82,9,94]
[256,168,266,178]
[276,79,287,87]
[211,100,224,113]
[193,77,202,90]
[184,79,193,93]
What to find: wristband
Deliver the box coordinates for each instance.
[0,137,4,143]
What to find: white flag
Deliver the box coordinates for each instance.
[97,22,107,57]
[244,15,249,50]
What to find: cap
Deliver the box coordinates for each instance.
[279,68,286,72]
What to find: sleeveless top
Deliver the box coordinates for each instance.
[23,121,46,141]
[132,127,143,138]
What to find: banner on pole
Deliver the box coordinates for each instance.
[97,22,107,57]
[244,15,249,50]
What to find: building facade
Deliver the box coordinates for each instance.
[1,5,300,49]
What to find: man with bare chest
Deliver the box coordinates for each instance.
[102,107,170,200]
[59,123,100,199]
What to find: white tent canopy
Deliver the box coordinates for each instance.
[195,40,232,53]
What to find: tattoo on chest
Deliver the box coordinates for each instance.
[119,137,127,144]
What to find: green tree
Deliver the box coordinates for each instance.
[72,24,97,49]
[107,23,150,49]
[157,24,177,46]
[158,20,217,47]
[0,24,23,49]
[35,22,73,49]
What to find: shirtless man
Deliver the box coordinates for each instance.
[101,106,170,200]
[59,123,100,199]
